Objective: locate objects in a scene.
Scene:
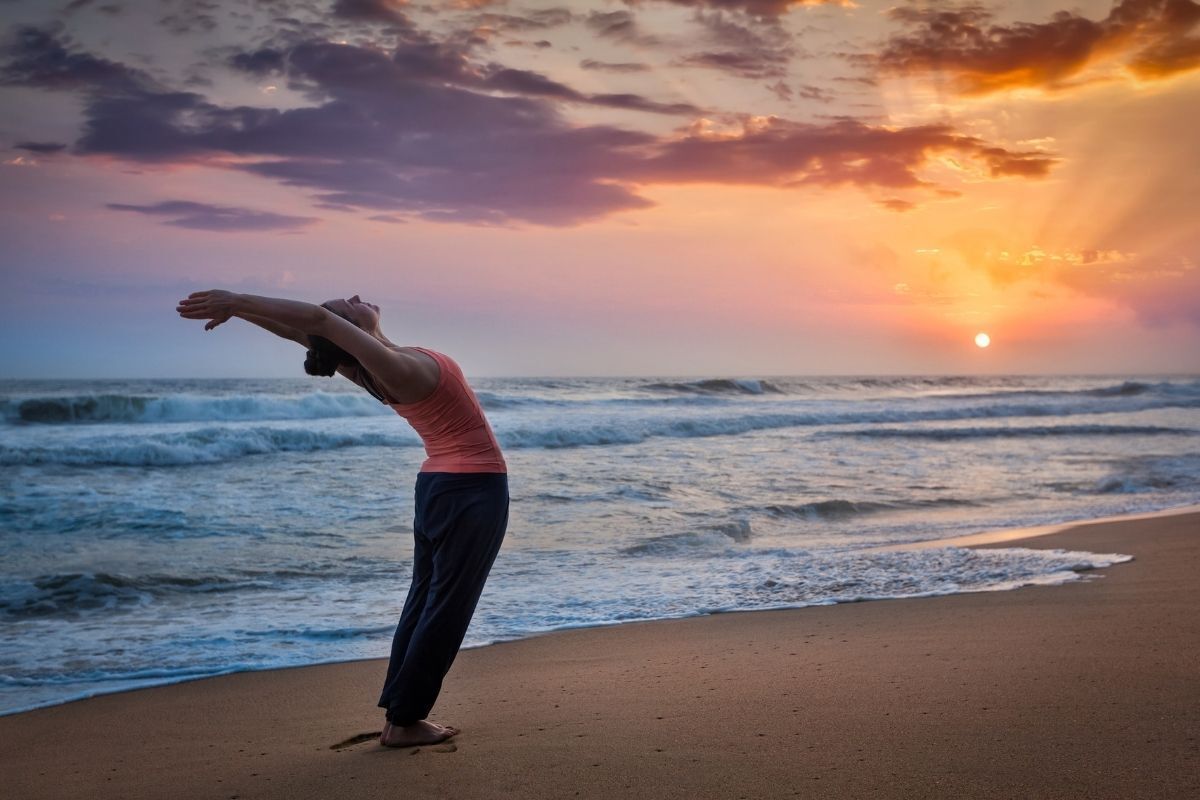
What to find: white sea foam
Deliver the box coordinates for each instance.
[1,391,389,425]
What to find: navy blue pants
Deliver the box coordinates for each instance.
[378,472,509,725]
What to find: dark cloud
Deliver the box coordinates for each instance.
[472,9,574,33]
[589,92,698,115]
[626,0,851,17]
[226,36,695,116]
[0,24,146,92]
[8,27,1054,227]
[628,117,1056,190]
[585,11,659,46]
[676,49,789,78]
[228,47,286,76]
[675,10,797,79]
[871,0,1200,94]
[158,1,219,36]
[766,79,791,99]
[14,141,68,153]
[72,37,658,226]
[483,66,700,114]
[331,0,413,27]
[768,80,834,102]
[580,59,652,73]
[105,200,319,232]
[796,83,833,102]
[693,8,793,51]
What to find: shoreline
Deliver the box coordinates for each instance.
[3,508,1198,798]
[865,501,1200,551]
[3,502,1196,719]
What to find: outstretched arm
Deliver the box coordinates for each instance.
[177,290,423,396]
[234,312,311,347]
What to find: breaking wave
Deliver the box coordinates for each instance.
[758,497,978,520]
[640,378,784,395]
[1,392,388,425]
[0,426,420,466]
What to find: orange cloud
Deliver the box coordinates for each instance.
[871,0,1200,94]
[878,198,916,212]
[634,117,1056,199]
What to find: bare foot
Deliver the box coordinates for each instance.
[380,719,460,748]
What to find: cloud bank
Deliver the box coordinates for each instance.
[871,0,1200,94]
[0,18,1057,227]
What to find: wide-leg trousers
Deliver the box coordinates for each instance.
[377,471,509,725]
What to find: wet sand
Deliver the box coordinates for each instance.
[3,511,1198,799]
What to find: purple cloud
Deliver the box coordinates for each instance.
[580,59,652,73]
[628,0,851,17]
[331,0,414,27]
[676,49,790,78]
[585,11,659,46]
[105,200,319,232]
[14,141,68,154]
[481,66,700,114]
[627,117,1056,189]
[3,25,1056,227]
[674,9,798,79]
[0,24,144,92]
[473,9,575,33]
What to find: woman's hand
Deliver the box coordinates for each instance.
[203,312,231,332]
[177,290,242,331]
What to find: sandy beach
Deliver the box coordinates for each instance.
[3,510,1197,799]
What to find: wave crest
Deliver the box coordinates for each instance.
[2,392,388,425]
[0,572,271,619]
[641,378,783,395]
[0,426,420,467]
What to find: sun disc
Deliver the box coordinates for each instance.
[975,332,991,348]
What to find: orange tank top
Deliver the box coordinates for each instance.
[388,347,507,474]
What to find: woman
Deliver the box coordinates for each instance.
[176,290,509,748]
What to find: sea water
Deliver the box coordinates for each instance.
[2,374,1197,714]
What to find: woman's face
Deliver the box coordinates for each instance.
[324,294,381,331]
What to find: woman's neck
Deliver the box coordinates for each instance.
[372,329,400,349]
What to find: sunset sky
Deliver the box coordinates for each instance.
[1,0,1198,378]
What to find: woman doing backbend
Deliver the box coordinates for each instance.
[177,290,509,748]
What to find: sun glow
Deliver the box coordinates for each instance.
[975,332,991,348]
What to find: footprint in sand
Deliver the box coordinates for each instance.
[329,732,384,750]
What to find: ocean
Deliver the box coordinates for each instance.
[2,374,1198,715]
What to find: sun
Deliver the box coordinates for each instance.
[974,332,991,348]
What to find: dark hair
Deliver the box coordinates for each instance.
[303,333,346,377]
[303,303,388,403]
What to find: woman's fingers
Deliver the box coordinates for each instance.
[179,307,218,318]
[178,291,219,307]
[177,290,232,323]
